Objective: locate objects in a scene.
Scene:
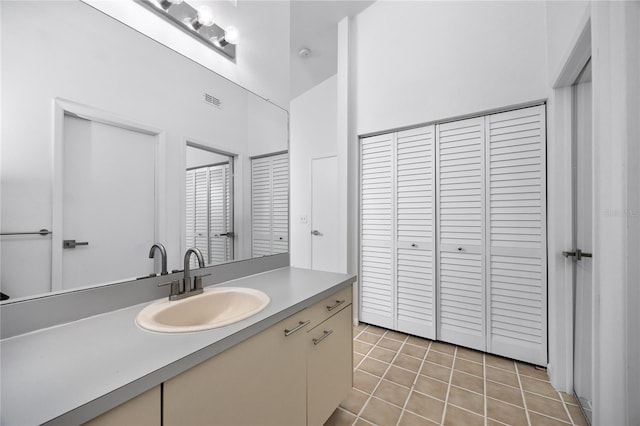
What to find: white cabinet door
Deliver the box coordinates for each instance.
[486,105,547,365]
[395,127,436,339]
[436,117,486,351]
[360,133,395,329]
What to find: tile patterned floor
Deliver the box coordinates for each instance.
[325,323,588,426]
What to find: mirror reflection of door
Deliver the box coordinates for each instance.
[185,144,234,268]
[572,59,593,424]
[61,115,157,289]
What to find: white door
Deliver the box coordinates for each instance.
[572,61,593,423]
[61,115,156,288]
[311,156,339,272]
[436,116,486,352]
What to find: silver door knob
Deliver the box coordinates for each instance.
[63,240,89,249]
[311,230,321,236]
[563,248,592,261]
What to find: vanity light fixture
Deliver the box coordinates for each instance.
[136,0,237,60]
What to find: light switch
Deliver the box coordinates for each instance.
[300,215,308,224]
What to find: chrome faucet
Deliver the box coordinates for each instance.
[182,247,207,296]
[148,243,168,275]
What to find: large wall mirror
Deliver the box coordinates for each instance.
[0,0,289,301]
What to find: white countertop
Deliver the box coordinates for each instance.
[0,267,356,426]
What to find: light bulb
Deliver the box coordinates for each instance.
[196,6,215,27]
[224,25,239,45]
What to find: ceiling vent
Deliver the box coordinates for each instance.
[204,92,222,109]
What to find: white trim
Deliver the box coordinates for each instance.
[51,98,167,291]
[552,9,592,89]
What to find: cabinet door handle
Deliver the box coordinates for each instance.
[312,329,333,345]
[284,320,310,336]
[326,300,345,312]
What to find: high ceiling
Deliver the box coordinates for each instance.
[289,0,375,100]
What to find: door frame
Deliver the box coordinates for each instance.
[310,154,338,270]
[52,98,166,291]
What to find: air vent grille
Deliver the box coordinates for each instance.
[204,93,222,109]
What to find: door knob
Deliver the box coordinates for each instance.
[562,248,592,261]
[311,230,321,236]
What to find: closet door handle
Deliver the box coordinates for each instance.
[457,247,463,252]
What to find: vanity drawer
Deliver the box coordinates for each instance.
[305,285,352,330]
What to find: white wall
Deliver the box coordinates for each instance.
[353,1,548,135]
[289,75,338,269]
[85,0,291,109]
[0,1,286,299]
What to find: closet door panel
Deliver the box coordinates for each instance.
[437,117,485,351]
[271,153,289,254]
[251,157,272,257]
[360,133,394,329]
[395,126,435,338]
[486,105,547,365]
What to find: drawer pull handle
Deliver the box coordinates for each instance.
[313,329,333,345]
[284,320,310,336]
[326,300,345,312]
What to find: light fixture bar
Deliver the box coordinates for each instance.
[135,0,236,61]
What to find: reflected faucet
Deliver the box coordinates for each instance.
[183,247,206,296]
[148,243,168,276]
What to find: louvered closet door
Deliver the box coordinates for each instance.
[251,157,272,257]
[395,126,436,339]
[486,105,547,365]
[271,153,289,254]
[193,168,210,263]
[360,133,394,329]
[209,164,230,264]
[437,117,486,351]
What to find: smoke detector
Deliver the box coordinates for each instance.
[298,48,311,58]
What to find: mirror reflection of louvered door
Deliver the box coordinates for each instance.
[251,153,289,258]
[359,126,436,339]
[436,117,486,352]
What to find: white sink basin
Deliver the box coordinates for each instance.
[136,287,270,333]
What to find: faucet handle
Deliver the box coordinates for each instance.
[158,280,181,299]
[194,274,211,291]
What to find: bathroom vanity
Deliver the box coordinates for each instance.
[0,267,356,426]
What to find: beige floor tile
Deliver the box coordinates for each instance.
[368,346,396,363]
[373,379,410,408]
[451,370,484,395]
[456,346,484,364]
[565,402,588,426]
[426,350,454,368]
[384,330,408,341]
[420,361,452,382]
[448,386,485,415]
[487,419,510,426]
[486,354,516,372]
[354,323,368,332]
[400,343,428,359]
[407,335,431,347]
[486,379,523,407]
[517,362,550,381]
[384,365,417,388]
[520,375,561,400]
[353,418,374,426]
[430,341,456,355]
[454,357,484,378]
[559,391,578,405]
[360,397,403,425]
[486,365,520,387]
[377,337,403,351]
[405,391,445,423]
[392,353,422,372]
[364,325,386,335]
[414,375,449,401]
[487,397,529,426]
[323,407,356,426]
[443,404,484,426]
[359,357,389,377]
[398,410,439,426]
[357,332,382,345]
[524,392,571,423]
[528,411,571,425]
[354,340,374,355]
[353,369,380,394]
[353,353,364,367]
[339,388,369,415]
